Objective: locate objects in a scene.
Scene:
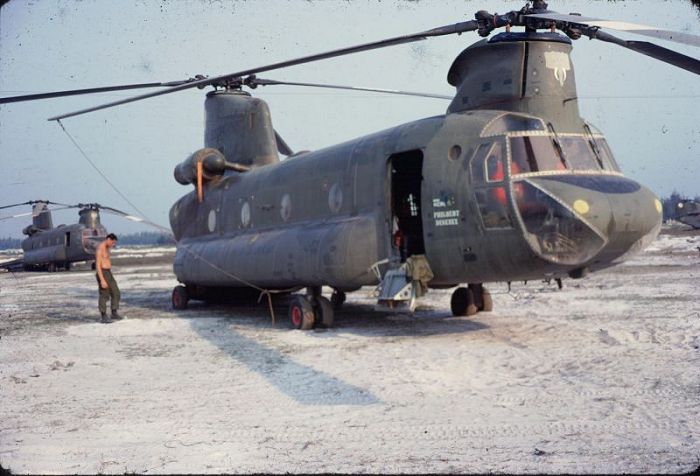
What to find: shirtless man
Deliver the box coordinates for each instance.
[95,233,122,323]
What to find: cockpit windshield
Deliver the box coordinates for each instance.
[509,135,620,174]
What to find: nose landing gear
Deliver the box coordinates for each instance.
[451,283,492,316]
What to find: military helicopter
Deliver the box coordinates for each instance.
[676,200,700,230]
[0,200,154,272]
[1,1,698,328]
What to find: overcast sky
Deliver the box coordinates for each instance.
[1,0,698,238]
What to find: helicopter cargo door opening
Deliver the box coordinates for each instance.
[390,150,425,262]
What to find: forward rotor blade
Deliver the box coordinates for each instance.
[49,19,479,121]
[587,29,700,75]
[0,82,190,104]
[253,78,452,100]
[527,13,700,48]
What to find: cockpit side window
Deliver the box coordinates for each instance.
[469,142,492,183]
[471,139,512,229]
[486,154,501,182]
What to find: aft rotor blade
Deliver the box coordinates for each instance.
[0,205,74,221]
[0,200,72,212]
[0,82,190,104]
[526,13,700,48]
[274,130,294,156]
[0,202,33,211]
[253,78,452,100]
[587,29,700,75]
[0,211,34,221]
[98,206,173,235]
[49,19,479,121]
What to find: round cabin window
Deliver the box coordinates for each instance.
[448,145,462,161]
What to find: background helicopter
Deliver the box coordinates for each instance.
[676,199,700,229]
[0,1,698,328]
[0,201,155,272]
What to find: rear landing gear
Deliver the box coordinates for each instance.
[451,284,492,316]
[288,294,315,330]
[172,285,189,310]
[287,288,336,330]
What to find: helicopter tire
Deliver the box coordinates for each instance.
[172,285,189,310]
[64,262,71,271]
[47,263,56,273]
[288,295,315,330]
[314,295,334,328]
[450,287,478,317]
[330,290,346,309]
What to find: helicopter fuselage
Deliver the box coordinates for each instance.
[17,206,106,271]
[170,107,661,292]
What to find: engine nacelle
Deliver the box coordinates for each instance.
[174,147,246,185]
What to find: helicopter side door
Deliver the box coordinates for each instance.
[389,150,425,263]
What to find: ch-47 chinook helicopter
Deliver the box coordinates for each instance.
[2,1,698,328]
[676,200,700,230]
[0,201,152,272]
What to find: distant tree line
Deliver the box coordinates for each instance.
[112,231,174,245]
[0,237,21,250]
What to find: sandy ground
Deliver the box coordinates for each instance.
[0,227,698,474]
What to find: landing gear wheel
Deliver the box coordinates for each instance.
[330,290,346,309]
[450,287,478,317]
[288,295,315,330]
[314,295,334,328]
[172,285,189,310]
[47,263,56,273]
[64,262,71,271]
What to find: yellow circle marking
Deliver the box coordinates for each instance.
[654,199,662,214]
[573,199,590,215]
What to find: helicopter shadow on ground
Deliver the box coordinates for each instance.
[180,297,488,405]
[187,312,382,407]
[109,289,381,406]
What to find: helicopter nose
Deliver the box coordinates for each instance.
[513,175,662,267]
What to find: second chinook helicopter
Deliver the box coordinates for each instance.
[0,201,157,272]
[2,1,698,328]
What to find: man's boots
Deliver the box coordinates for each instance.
[100,312,113,324]
[111,310,124,320]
